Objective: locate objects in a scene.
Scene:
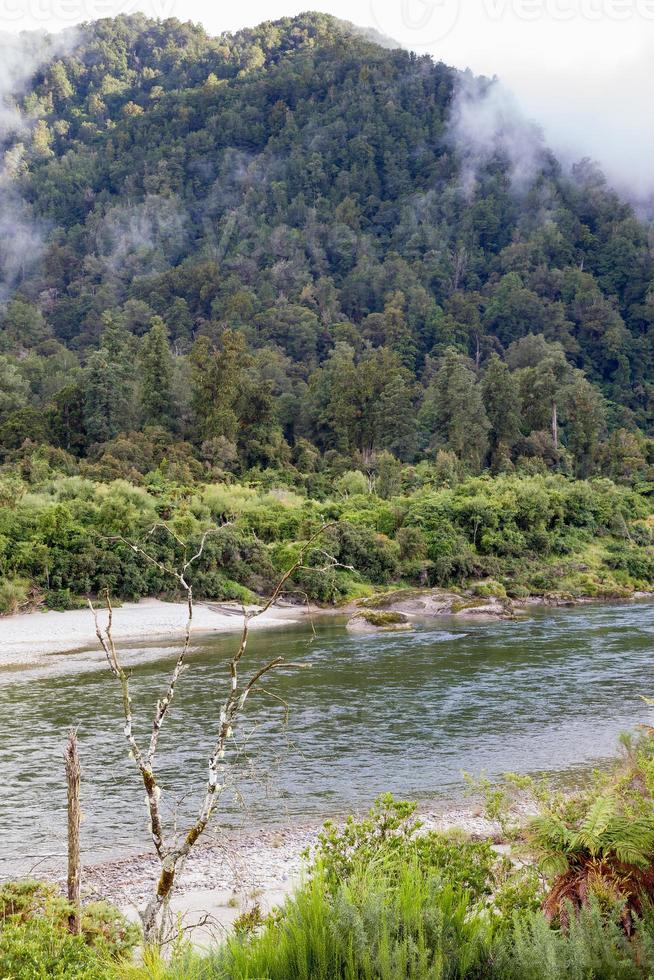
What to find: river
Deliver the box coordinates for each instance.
[2,601,654,878]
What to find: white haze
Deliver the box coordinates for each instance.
[94,195,190,279]
[0,29,77,304]
[501,49,654,205]
[447,74,548,196]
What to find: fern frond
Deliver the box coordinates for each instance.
[574,795,617,853]
[539,850,571,878]
[601,816,654,868]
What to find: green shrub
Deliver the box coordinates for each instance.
[0,576,30,614]
[1,468,653,606]
[471,579,507,598]
[0,880,138,979]
[314,794,496,903]
[212,862,494,980]
[0,917,114,979]
[605,543,654,583]
[493,901,654,979]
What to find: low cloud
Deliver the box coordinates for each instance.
[0,28,77,305]
[447,72,548,196]
[504,43,654,207]
[94,195,190,280]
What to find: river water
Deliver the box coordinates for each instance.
[2,602,654,877]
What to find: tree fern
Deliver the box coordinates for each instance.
[602,816,654,868]
[530,794,654,873]
[574,795,617,853]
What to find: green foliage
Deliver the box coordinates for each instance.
[0,576,31,614]
[0,13,652,485]
[0,917,114,979]
[314,794,496,903]
[111,785,654,978]
[531,794,654,877]
[468,732,654,933]
[0,880,138,979]
[358,609,408,626]
[0,464,652,607]
[493,900,654,979]
[211,816,497,980]
[139,317,174,428]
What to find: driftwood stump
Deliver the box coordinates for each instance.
[65,728,81,935]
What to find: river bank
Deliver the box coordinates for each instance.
[68,804,505,946]
[3,586,653,675]
[0,598,333,673]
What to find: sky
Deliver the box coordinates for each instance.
[2,0,654,197]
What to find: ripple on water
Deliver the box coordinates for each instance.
[2,602,654,876]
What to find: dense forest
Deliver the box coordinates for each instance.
[8,17,654,977]
[2,11,654,609]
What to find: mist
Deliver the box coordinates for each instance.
[94,195,190,280]
[447,72,548,196]
[503,45,654,208]
[0,28,77,305]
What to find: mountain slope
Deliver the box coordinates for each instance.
[0,12,653,480]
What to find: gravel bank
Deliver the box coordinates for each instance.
[0,598,316,674]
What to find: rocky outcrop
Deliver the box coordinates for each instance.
[346,610,414,632]
[351,588,516,625]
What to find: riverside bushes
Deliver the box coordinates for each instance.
[106,774,654,979]
[0,460,653,611]
[0,881,138,979]
[9,749,654,979]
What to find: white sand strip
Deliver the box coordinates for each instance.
[0,598,311,670]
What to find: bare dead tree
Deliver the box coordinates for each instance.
[89,522,335,946]
[64,729,81,935]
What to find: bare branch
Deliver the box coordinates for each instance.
[90,519,337,946]
[254,687,291,725]
[88,593,165,860]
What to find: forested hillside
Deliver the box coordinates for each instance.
[2,12,654,611]
[0,10,652,484]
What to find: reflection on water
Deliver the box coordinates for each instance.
[2,602,654,876]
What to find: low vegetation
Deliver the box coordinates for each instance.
[356,609,409,626]
[5,734,654,978]
[0,880,138,979]
[1,455,654,613]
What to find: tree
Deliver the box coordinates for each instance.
[381,291,418,369]
[563,374,606,478]
[49,61,74,103]
[508,335,570,441]
[601,428,648,484]
[1,298,50,349]
[139,317,174,428]
[420,350,490,472]
[90,523,333,945]
[32,119,54,157]
[83,350,129,445]
[0,406,48,452]
[375,371,418,460]
[375,451,403,499]
[483,272,549,347]
[481,353,521,469]
[0,355,29,424]
[307,345,416,461]
[49,383,87,455]
[83,319,135,445]
[189,330,250,443]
